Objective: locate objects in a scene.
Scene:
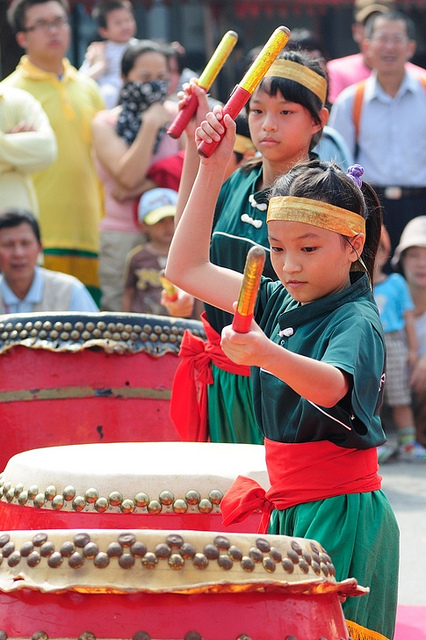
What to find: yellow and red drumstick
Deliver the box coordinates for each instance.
[198,25,290,158]
[232,245,266,333]
[159,270,178,302]
[167,30,238,139]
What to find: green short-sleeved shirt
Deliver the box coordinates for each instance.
[252,272,387,448]
[205,164,276,334]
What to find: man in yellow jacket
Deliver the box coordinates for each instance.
[2,0,105,305]
[0,85,57,216]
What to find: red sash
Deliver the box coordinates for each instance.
[221,438,382,533]
[169,312,251,441]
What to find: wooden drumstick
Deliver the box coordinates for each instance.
[167,30,238,139]
[198,25,290,158]
[232,245,265,333]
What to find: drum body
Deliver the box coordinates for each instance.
[0,313,205,468]
[0,442,268,533]
[0,528,364,639]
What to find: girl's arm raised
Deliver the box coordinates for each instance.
[165,110,243,315]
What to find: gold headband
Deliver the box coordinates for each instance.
[233,134,255,155]
[265,59,327,105]
[267,196,365,237]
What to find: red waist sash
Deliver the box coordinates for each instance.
[221,438,382,533]
[170,312,251,442]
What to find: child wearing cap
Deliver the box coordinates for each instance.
[373,225,424,461]
[393,216,426,452]
[122,188,177,314]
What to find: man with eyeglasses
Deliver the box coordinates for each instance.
[1,0,105,306]
[327,0,426,104]
[329,10,426,254]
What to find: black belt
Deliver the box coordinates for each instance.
[373,186,426,200]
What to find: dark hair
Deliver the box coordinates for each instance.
[246,50,327,154]
[365,10,416,41]
[269,159,382,281]
[0,209,41,243]
[91,0,133,30]
[121,39,167,78]
[163,41,187,76]
[7,0,69,33]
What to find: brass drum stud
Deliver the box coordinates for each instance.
[71,330,80,340]
[75,322,84,331]
[116,322,124,331]
[108,491,123,507]
[51,495,64,510]
[86,322,95,331]
[54,322,63,331]
[240,556,255,572]
[172,498,187,514]
[94,497,108,513]
[198,498,213,514]
[25,322,33,330]
[120,498,135,513]
[19,330,28,338]
[168,553,185,570]
[43,321,52,330]
[94,551,110,568]
[118,533,136,547]
[82,331,90,340]
[141,551,158,569]
[33,493,46,508]
[263,557,276,573]
[69,551,84,569]
[72,495,86,512]
[63,485,76,501]
[45,485,56,501]
[49,330,58,339]
[34,321,42,330]
[32,533,48,547]
[130,541,147,558]
[20,541,34,557]
[84,488,99,503]
[185,490,201,506]
[14,483,24,498]
[7,551,21,567]
[10,330,18,339]
[40,541,55,557]
[15,322,23,331]
[64,322,73,331]
[60,332,70,340]
[147,499,162,514]
[209,489,223,505]
[97,321,106,330]
[28,484,39,500]
[74,533,91,548]
[159,490,174,506]
[60,541,75,557]
[83,542,99,558]
[192,553,208,569]
[27,551,41,567]
[112,332,121,341]
[118,553,135,569]
[270,547,283,563]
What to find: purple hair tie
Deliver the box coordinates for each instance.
[347,164,364,188]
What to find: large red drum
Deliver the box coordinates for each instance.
[0,442,268,533]
[0,527,365,639]
[0,313,205,468]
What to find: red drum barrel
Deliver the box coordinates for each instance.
[0,442,268,533]
[0,313,205,468]
[0,528,365,639]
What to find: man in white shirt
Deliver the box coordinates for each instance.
[329,10,426,252]
[0,209,98,314]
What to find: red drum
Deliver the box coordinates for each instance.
[0,528,365,639]
[0,313,205,468]
[0,442,268,533]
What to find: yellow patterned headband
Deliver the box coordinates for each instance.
[267,196,366,237]
[233,134,255,155]
[265,59,327,105]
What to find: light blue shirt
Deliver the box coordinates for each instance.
[373,273,414,333]
[0,266,98,314]
[329,71,426,186]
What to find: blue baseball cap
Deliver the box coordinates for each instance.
[138,188,178,225]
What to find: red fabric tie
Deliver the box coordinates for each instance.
[170,312,250,441]
[221,438,382,533]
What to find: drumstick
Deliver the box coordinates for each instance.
[167,30,238,139]
[159,270,178,302]
[232,245,265,333]
[198,25,291,158]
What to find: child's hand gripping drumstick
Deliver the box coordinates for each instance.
[159,269,178,302]
[167,30,238,139]
[232,245,265,333]
[198,25,290,158]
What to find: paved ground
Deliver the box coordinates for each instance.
[380,456,426,608]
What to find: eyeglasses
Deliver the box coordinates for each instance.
[23,17,70,33]
[370,33,409,45]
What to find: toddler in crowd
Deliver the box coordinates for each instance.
[373,225,426,461]
[80,0,137,109]
[122,188,177,315]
